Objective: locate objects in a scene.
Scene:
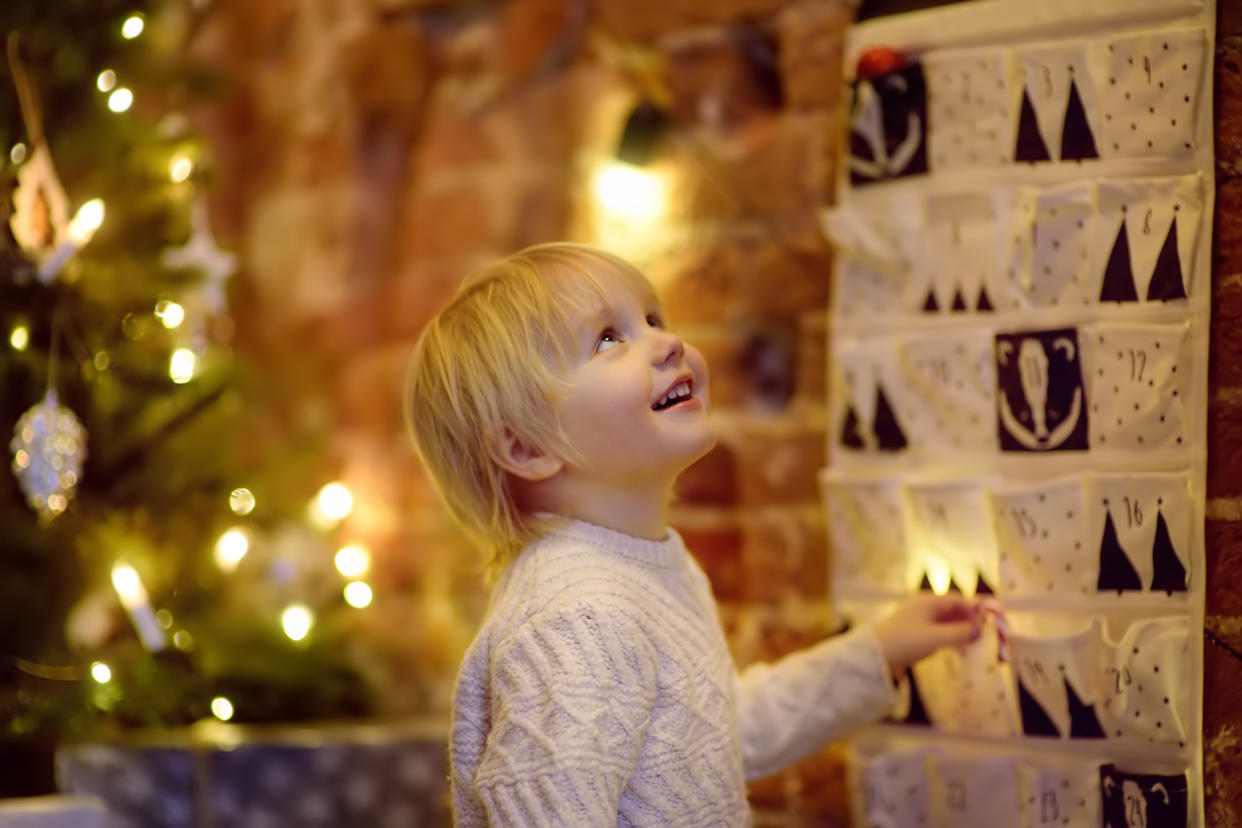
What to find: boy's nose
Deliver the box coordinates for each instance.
[651,330,685,366]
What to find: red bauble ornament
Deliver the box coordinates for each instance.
[857,46,905,79]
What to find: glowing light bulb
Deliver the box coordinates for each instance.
[229,488,256,515]
[121,15,144,39]
[169,156,193,183]
[10,324,29,351]
[9,143,27,164]
[344,581,373,608]
[155,300,185,329]
[211,696,234,721]
[593,163,666,221]
[316,482,353,520]
[281,605,313,641]
[90,662,112,683]
[924,557,952,596]
[214,528,249,571]
[169,348,195,384]
[66,199,105,246]
[108,88,133,113]
[334,545,370,578]
[111,564,145,606]
[96,70,117,92]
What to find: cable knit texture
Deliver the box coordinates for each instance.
[450,518,897,827]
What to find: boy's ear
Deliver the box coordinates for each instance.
[491,428,564,482]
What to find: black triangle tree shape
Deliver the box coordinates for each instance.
[1097,511,1143,592]
[922,288,940,312]
[1014,87,1052,163]
[841,403,866,449]
[1059,77,1099,161]
[976,285,995,312]
[1066,677,1106,738]
[950,288,968,312]
[975,573,995,595]
[1099,221,1139,302]
[1018,679,1060,737]
[1146,217,1188,301]
[1150,509,1188,594]
[873,385,908,451]
[919,571,934,591]
[905,668,932,726]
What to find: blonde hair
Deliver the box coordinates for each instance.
[405,242,657,573]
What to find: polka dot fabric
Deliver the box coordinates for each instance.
[921,192,1009,313]
[824,477,912,595]
[1025,182,1096,307]
[1100,28,1207,159]
[930,754,1022,828]
[1087,472,1192,594]
[990,476,1094,597]
[905,479,999,594]
[925,47,1021,171]
[1016,42,1103,163]
[892,330,997,454]
[1085,322,1190,450]
[1017,758,1102,828]
[1095,174,1204,303]
[856,749,933,828]
[1009,617,1105,739]
[1098,616,1191,744]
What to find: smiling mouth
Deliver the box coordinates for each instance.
[653,378,695,411]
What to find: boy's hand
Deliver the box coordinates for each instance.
[873,594,983,678]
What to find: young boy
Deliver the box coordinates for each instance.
[406,242,981,826]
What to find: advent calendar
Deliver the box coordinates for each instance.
[821,1,1213,826]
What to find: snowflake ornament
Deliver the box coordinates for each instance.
[162,198,237,317]
[11,390,88,521]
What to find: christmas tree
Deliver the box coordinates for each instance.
[1,0,375,795]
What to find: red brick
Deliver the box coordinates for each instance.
[1211,278,1242,388]
[688,329,751,409]
[786,744,852,825]
[498,0,576,79]
[740,510,829,603]
[1208,394,1242,497]
[797,314,829,406]
[417,92,502,169]
[677,521,744,602]
[593,0,788,41]
[654,242,744,326]
[733,426,827,506]
[665,36,781,129]
[1208,519,1242,616]
[675,443,740,505]
[1204,639,1242,826]
[403,184,497,259]
[337,23,431,129]
[1218,37,1242,180]
[733,223,833,320]
[778,2,852,112]
[1217,178,1242,278]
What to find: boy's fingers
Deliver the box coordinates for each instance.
[930,619,982,649]
[927,594,976,622]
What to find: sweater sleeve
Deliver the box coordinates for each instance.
[470,600,660,827]
[733,626,897,780]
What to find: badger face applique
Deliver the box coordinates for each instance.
[1100,765,1188,828]
[995,328,1090,452]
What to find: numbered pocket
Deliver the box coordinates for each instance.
[995,327,1090,453]
[824,476,912,595]
[906,479,999,594]
[891,329,997,454]
[1018,759,1102,828]
[1099,28,1208,158]
[1087,472,1192,594]
[930,754,1021,828]
[1014,41,1102,163]
[1099,765,1189,828]
[1098,616,1191,744]
[922,192,1007,313]
[925,46,1021,170]
[1009,617,1106,739]
[835,337,911,454]
[855,749,933,828]
[990,476,1093,596]
[1096,174,1204,303]
[1085,322,1191,451]
[824,203,917,316]
[1024,182,1095,307]
[849,62,930,187]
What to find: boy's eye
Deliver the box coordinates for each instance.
[646,314,663,329]
[595,329,622,353]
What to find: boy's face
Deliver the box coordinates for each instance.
[552,267,715,487]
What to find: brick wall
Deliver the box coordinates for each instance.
[190,0,1239,823]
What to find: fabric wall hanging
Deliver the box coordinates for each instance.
[830,1,1211,825]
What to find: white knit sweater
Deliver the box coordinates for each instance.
[450,518,896,827]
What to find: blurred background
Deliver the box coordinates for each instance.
[2,0,1241,825]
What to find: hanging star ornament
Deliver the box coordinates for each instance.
[162,197,237,317]
[9,143,70,280]
[11,390,88,522]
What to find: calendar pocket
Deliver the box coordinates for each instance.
[849,62,930,187]
[891,329,996,454]
[1009,617,1106,739]
[1018,758,1102,828]
[925,46,1021,171]
[835,337,912,454]
[825,203,917,316]
[1014,41,1102,163]
[1098,616,1191,744]
[1084,322,1191,451]
[824,476,912,594]
[855,749,933,828]
[1099,27,1208,159]
[922,192,1007,313]
[930,754,1022,828]
[1099,764,1189,828]
[989,476,1093,596]
[1095,174,1204,303]
[906,479,999,595]
[1024,182,1096,307]
[994,327,1090,453]
[1087,472,1192,594]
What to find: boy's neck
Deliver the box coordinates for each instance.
[535,477,674,542]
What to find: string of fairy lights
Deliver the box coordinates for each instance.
[6,13,381,724]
